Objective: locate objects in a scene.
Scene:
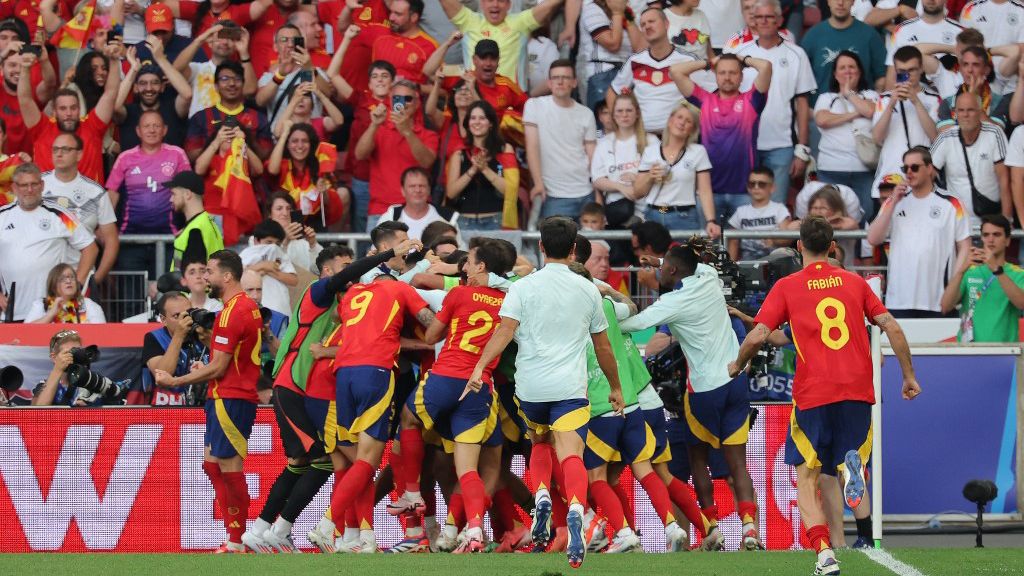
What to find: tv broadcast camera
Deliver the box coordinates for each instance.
[64,345,131,404]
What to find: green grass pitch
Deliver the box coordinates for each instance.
[2,549,1023,576]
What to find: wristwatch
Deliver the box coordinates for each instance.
[993,265,1005,276]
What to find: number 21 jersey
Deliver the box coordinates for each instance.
[432,286,505,384]
[754,262,888,410]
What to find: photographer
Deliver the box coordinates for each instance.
[141,292,212,406]
[32,329,127,406]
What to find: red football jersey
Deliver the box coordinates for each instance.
[208,292,263,403]
[334,280,429,369]
[305,324,343,400]
[431,286,505,383]
[359,28,438,85]
[754,262,887,410]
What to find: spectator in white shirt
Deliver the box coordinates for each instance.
[663,0,713,60]
[578,0,643,108]
[381,167,462,237]
[732,0,816,204]
[172,23,257,119]
[266,192,323,275]
[1007,125,1024,228]
[0,163,98,322]
[239,220,299,317]
[180,259,223,313]
[25,263,106,324]
[930,91,1010,225]
[590,92,660,228]
[525,59,598,221]
[885,0,963,83]
[867,146,971,317]
[727,166,791,260]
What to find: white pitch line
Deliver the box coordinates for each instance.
[862,548,929,576]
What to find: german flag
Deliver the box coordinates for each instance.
[53,0,98,49]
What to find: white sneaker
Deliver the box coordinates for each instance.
[814,549,841,575]
[425,517,441,552]
[307,527,336,553]
[665,522,690,552]
[605,529,642,553]
[263,527,300,553]
[699,525,725,552]
[387,492,427,516]
[357,531,379,553]
[334,537,361,553]
[586,516,609,552]
[241,529,274,554]
[435,524,459,552]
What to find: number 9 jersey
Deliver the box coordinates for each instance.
[431,285,506,385]
[754,261,888,410]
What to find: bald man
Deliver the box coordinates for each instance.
[242,269,289,359]
[585,240,611,282]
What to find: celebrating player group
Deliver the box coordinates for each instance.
[158,215,921,574]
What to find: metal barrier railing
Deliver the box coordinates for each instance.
[93,271,149,322]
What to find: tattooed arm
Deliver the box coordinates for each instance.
[730,323,771,377]
[873,312,921,400]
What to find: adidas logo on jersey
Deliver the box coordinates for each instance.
[130,167,142,175]
[4,223,12,230]
[896,210,907,217]
[907,35,919,42]
[974,15,987,21]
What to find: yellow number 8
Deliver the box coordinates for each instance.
[815,297,850,350]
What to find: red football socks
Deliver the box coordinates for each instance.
[639,472,676,527]
[400,429,425,494]
[669,477,711,537]
[202,461,226,514]
[560,455,588,508]
[590,480,627,530]
[459,471,487,529]
[221,471,250,544]
[491,488,517,539]
[807,524,832,552]
[738,501,758,526]
[447,492,466,529]
[356,479,375,529]
[529,443,555,492]
[612,479,635,528]
[328,460,374,529]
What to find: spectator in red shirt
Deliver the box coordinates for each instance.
[437,40,527,140]
[354,78,439,231]
[322,0,389,91]
[0,40,56,156]
[18,51,119,183]
[255,24,333,128]
[347,0,439,86]
[165,0,271,38]
[287,10,333,70]
[246,0,312,76]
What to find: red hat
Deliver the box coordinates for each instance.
[145,3,174,33]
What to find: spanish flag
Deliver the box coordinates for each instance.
[0,154,25,206]
[496,150,519,230]
[213,137,261,245]
[315,142,338,177]
[53,0,97,49]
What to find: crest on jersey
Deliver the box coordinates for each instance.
[779,57,789,68]
[39,218,51,231]
[942,31,954,44]
[929,206,941,219]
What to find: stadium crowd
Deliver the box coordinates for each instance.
[0,0,1008,568]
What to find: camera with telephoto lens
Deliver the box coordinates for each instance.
[645,344,687,417]
[188,308,218,332]
[64,346,130,403]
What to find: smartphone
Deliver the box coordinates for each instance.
[20,44,41,57]
[972,236,984,250]
[218,23,242,41]
[222,115,240,128]
[290,209,304,224]
[895,70,910,84]
[391,94,413,114]
[298,69,313,84]
[293,36,305,50]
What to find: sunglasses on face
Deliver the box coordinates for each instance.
[902,163,926,174]
[747,180,772,189]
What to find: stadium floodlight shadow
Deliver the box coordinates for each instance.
[962,479,998,548]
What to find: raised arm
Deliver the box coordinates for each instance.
[93,43,124,124]
[326,25,360,101]
[440,0,464,20]
[669,58,707,98]
[531,0,567,25]
[17,53,41,129]
[747,55,772,94]
[423,30,462,82]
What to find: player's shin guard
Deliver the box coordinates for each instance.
[400,428,425,494]
[590,480,627,530]
[329,460,375,529]
[611,479,635,528]
[259,464,308,523]
[639,473,677,528]
[459,471,488,529]
[807,524,832,552]
[222,471,250,544]
[280,463,333,523]
[529,443,555,494]
[448,492,467,529]
[560,455,588,509]
[669,478,712,537]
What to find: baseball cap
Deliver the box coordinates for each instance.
[145,3,174,33]
[0,18,28,42]
[166,171,204,196]
[474,39,499,59]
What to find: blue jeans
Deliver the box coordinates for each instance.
[712,193,752,224]
[459,213,502,231]
[758,148,795,204]
[816,170,876,224]
[365,213,383,234]
[350,178,370,233]
[541,193,594,221]
[644,205,701,232]
[587,66,620,110]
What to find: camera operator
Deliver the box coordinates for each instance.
[32,329,128,406]
[141,292,212,406]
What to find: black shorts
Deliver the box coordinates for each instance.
[389,367,420,438]
[274,386,325,460]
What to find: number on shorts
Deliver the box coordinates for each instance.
[346,291,374,326]
[815,296,850,351]
[456,311,494,354]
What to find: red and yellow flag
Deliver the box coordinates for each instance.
[315,142,338,177]
[0,154,25,206]
[496,150,520,230]
[213,137,261,245]
[53,0,98,49]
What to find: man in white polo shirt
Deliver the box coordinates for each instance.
[731,0,816,203]
[0,163,98,322]
[608,8,701,134]
[42,132,120,285]
[467,216,625,569]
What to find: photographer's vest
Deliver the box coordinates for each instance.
[273,285,338,391]
[142,328,209,405]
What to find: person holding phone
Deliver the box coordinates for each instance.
[256,24,332,129]
[173,23,258,118]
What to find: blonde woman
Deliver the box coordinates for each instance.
[590,93,660,227]
[634,103,720,237]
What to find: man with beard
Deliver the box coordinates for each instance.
[18,51,119,183]
[346,0,438,87]
[886,0,964,86]
[436,40,527,125]
[114,35,194,150]
[800,0,886,93]
[154,250,263,553]
[0,29,56,156]
[185,60,273,161]
[173,23,258,119]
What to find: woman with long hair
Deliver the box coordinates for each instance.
[267,121,349,231]
[591,92,659,228]
[445,100,520,231]
[633,103,720,237]
[427,71,478,193]
[25,264,106,324]
[71,51,108,113]
[577,0,645,108]
[813,50,879,222]
[266,191,323,273]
